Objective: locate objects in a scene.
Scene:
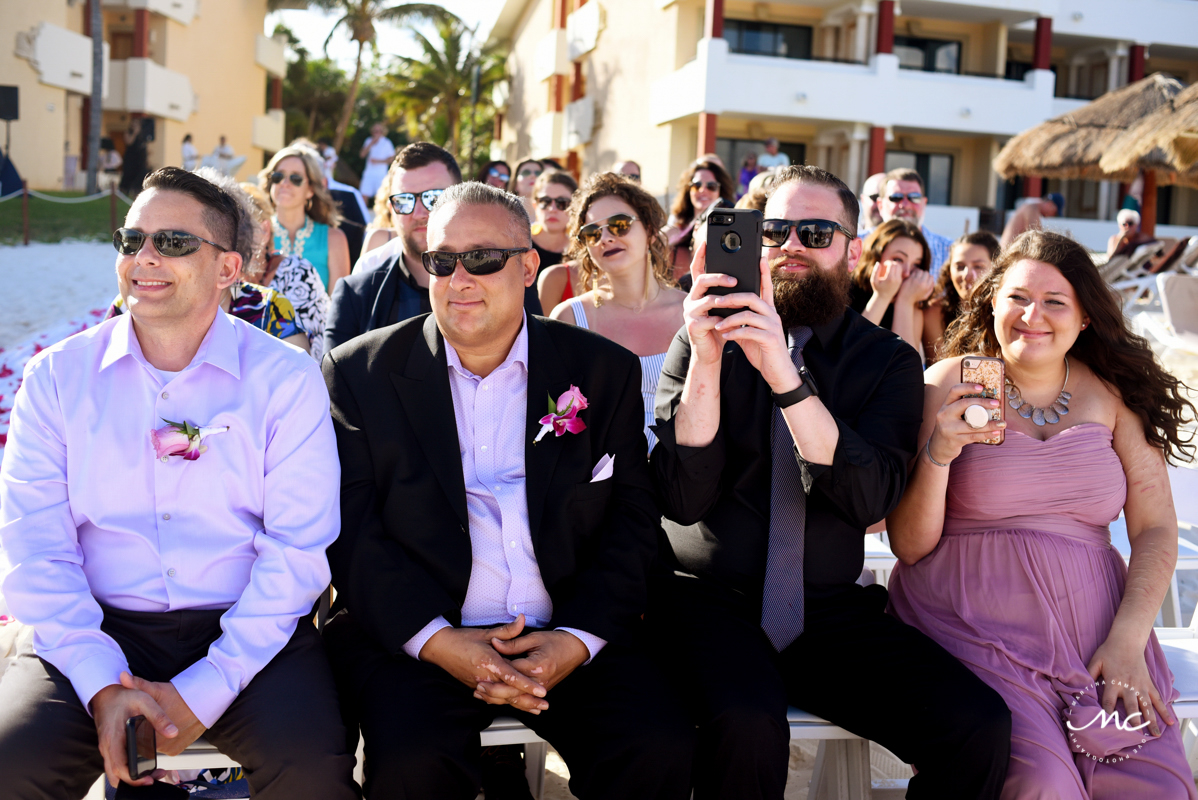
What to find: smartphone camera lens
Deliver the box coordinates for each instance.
[721,231,741,253]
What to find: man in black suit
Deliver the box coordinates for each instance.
[324,143,541,355]
[322,182,693,799]
[649,165,1011,799]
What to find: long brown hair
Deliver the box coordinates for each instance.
[852,218,930,291]
[933,230,1000,326]
[942,229,1195,463]
[258,146,342,228]
[566,172,672,300]
[669,158,735,227]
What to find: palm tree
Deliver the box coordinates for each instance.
[309,0,458,152]
[384,18,504,161]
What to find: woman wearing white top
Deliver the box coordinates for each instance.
[359,123,396,201]
[549,172,686,451]
[181,133,198,171]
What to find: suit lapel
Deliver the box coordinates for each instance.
[391,315,469,529]
[525,317,571,548]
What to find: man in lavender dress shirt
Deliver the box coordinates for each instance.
[321,182,694,799]
[0,168,357,799]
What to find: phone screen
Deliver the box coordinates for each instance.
[126,715,157,779]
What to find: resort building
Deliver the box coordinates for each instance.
[488,0,1198,244]
[2,0,289,190]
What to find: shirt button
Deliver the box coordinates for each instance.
[480,445,487,451]
[511,604,518,613]
[160,456,168,463]
[482,385,489,390]
[161,391,169,399]
[162,513,171,520]
[509,541,517,548]
[167,568,176,577]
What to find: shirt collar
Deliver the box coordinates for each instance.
[99,310,242,379]
[793,311,845,352]
[446,312,528,380]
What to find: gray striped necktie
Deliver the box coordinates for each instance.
[761,326,813,652]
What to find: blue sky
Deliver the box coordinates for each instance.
[266,1,503,71]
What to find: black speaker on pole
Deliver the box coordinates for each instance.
[0,86,17,122]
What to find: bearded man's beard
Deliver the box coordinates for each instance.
[771,251,852,329]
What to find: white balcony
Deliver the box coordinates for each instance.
[650,38,1060,137]
[103,58,196,122]
[1015,0,1198,51]
[533,29,569,82]
[255,33,287,79]
[100,0,197,26]
[529,111,564,157]
[564,95,594,148]
[252,109,285,153]
[566,2,604,60]
[14,22,110,97]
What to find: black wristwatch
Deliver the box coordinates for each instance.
[772,366,819,409]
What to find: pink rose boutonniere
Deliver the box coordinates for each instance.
[151,418,229,461]
[534,385,589,443]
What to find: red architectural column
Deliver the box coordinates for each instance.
[1033,17,1052,70]
[1141,171,1157,238]
[571,61,584,102]
[269,77,283,110]
[550,75,565,113]
[704,0,724,39]
[698,113,718,159]
[876,1,895,55]
[867,127,886,176]
[1129,45,1146,83]
[134,10,150,58]
[1022,176,1043,198]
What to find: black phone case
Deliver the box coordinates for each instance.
[125,715,156,780]
[705,208,762,318]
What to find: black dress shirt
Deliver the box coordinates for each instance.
[650,308,923,601]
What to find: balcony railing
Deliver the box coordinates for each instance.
[100,0,197,26]
[103,58,196,122]
[14,22,110,97]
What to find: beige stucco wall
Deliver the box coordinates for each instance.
[2,0,268,190]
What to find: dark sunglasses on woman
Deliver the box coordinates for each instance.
[690,180,720,192]
[389,189,445,215]
[576,214,638,247]
[113,228,231,257]
[269,171,306,187]
[519,166,543,179]
[421,248,531,277]
[536,196,571,211]
[761,218,856,249]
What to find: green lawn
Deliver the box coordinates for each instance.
[0,190,132,245]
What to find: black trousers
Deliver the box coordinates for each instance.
[647,574,1012,800]
[323,611,694,800]
[0,606,358,800]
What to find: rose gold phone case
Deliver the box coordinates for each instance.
[961,356,1005,445]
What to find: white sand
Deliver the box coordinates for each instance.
[0,242,117,348]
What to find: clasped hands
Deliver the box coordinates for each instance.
[90,672,205,788]
[421,615,589,715]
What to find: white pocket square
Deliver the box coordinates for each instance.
[590,453,615,482]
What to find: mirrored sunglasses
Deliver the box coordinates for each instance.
[270,171,306,187]
[887,191,925,204]
[536,196,571,211]
[113,227,230,258]
[761,218,856,249]
[389,189,445,215]
[488,167,511,181]
[577,214,638,247]
[421,248,531,277]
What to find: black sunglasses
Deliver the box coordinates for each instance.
[867,193,880,202]
[113,228,230,258]
[421,248,531,277]
[691,180,720,192]
[269,171,306,187]
[761,219,856,249]
[537,196,571,211]
[887,191,925,204]
[389,189,444,215]
[518,166,543,178]
[577,214,638,247]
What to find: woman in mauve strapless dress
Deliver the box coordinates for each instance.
[886,230,1198,800]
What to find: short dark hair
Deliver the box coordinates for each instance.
[142,167,245,259]
[396,142,462,183]
[885,167,925,194]
[533,169,578,196]
[766,164,860,232]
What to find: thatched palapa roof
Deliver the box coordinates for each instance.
[993,73,1198,188]
[1101,80,1198,177]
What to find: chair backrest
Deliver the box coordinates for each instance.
[1158,273,1198,337]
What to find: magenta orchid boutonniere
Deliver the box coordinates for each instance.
[534,385,588,443]
[151,418,229,461]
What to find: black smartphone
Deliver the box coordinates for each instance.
[704,208,763,318]
[125,715,156,781]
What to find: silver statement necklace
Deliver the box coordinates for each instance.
[1005,357,1071,426]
